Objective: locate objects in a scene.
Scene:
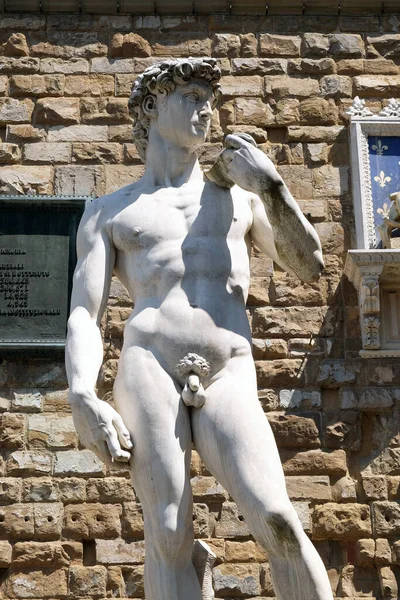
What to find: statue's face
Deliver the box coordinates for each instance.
[154,79,214,149]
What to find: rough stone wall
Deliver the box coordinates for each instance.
[0,11,399,600]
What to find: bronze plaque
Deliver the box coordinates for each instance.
[0,196,89,350]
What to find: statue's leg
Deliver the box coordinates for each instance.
[191,355,333,600]
[114,345,202,600]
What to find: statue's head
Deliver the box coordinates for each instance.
[129,57,221,162]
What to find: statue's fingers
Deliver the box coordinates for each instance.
[106,426,131,462]
[112,414,134,450]
[225,133,257,150]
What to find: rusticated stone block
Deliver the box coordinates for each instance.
[7,451,52,476]
[268,413,320,449]
[0,540,12,567]
[57,477,86,504]
[123,564,145,597]
[329,34,364,57]
[232,57,287,75]
[121,502,144,539]
[13,541,70,567]
[193,503,210,538]
[379,566,398,599]
[69,565,107,598]
[341,564,380,598]
[33,503,63,540]
[10,74,65,97]
[64,74,114,97]
[324,411,361,451]
[191,476,227,502]
[63,503,121,539]
[0,76,7,95]
[111,32,151,58]
[215,502,250,539]
[86,477,135,503]
[281,449,347,476]
[288,57,335,75]
[359,388,394,412]
[212,33,240,57]
[357,538,375,567]
[354,75,400,97]
[24,142,71,164]
[362,476,388,501]
[235,97,274,127]
[104,165,144,195]
[285,475,331,501]
[302,33,330,56]
[21,478,59,503]
[256,359,306,388]
[299,97,338,126]
[54,165,105,197]
[3,33,29,57]
[72,142,122,163]
[0,502,62,541]
[0,98,34,124]
[91,57,135,74]
[225,540,268,563]
[266,75,319,99]
[7,568,68,599]
[312,503,371,540]
[27,414,77,448]
[80,97,130,124]
[213,563,260,597]
[375,539,392,566]
[48,124,107,142]
[287,125,346,143]
[220,75,263,97]
[372,502,400,537]
[0,164,53,195]
[34,97,80,125]
[0,57,40,74]
[11,389,43,412]
[253,306,324,338]
[0,413,25,449]
[96,539,145,564]
[319,75,352,99]
[40,57,89,74]
[260,33,300,57]
[6,124,45,143]
[0,477,22,504]
[331,476,357,502]
[0,143,21,164]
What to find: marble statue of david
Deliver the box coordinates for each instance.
[66,57,333,600]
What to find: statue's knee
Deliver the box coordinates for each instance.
[266,509,301,556]
[149,509,189,563]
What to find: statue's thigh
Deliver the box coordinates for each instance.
[191,356,287,512]
[114,344,192,510]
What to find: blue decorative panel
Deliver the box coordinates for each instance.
[369,135,400,245]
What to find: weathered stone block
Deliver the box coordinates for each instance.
[80,97,130,124]
[191,476,227,502]
[69,565,107,598]
[0,57,39,74]
[104,165,144,194]
[288,57,335,75]
[353,75,400,97]
[302,33,330,56]
[3,33,29,57]
[232,57,287,75]
[213,563,260,597]
[299,97,338,126]
[33,503,63,540]
[279,388,322,409]
[193,502,210,538]
[48,124,107,143]
[7,451,52,476]
[7,568,68,599]
[253,306,324,337]
[27,415,77,449]
[111,32,152,58]
[212,33,240,57]
[366,33,400,58]
[267,75,319,99]
[268,413,320,448]
[331,476,357,502]
[34,97,80,125]
[91,57,135,74]
[0,165,53,195]
[0,98,33,124]
[256,358,306,388]
[329,34,364,57]
[372,502,400,537]
[0,477,22,504]
[220,75,263,97]
[357,538,375,567]
[286,475,331,500]
[6,124,46,143]
[379,566,398,598]
[121,502,144,539]
[13,541,70,567]
[215,502,250,539]
[10,74,65,97]
[225,540,268,563]
[260,33,300,57]
[57,477,86,504]
[312,503,371,540]
[235,97,274,126]
[0,413,25,449]
[362,476,388,501]
[24,142,71,164]
[375,538,392,566]
[63,503,121,539]
[281,449,347,476]
[21,478,59,503]
[0,540,11,567]
[54,450,104,477]
[64,74,114,96]
[11,389,43,412]
[40,58,89,74]
[287,125,346,143]
[96,539,145,564]
[0,143,21,164]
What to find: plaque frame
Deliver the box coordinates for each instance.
[0,195,91,354]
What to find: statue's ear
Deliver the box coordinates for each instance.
[142,95,158,118]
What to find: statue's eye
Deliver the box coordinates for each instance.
[185,93,199,101]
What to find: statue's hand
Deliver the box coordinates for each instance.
[207,134,281,194]
[70,393,133,467]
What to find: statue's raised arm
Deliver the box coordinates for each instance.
[206,133,324,281]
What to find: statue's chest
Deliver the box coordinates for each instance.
[111,186,245,254]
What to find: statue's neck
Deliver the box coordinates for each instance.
[142,129,203,188]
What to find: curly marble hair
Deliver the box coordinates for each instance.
[128,57,222,162]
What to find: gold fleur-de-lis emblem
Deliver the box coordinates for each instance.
[374,170,392,188]
[377,202,390,219]
[372,139,388,156]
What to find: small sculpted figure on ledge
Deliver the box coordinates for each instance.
[65,57,332,600]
